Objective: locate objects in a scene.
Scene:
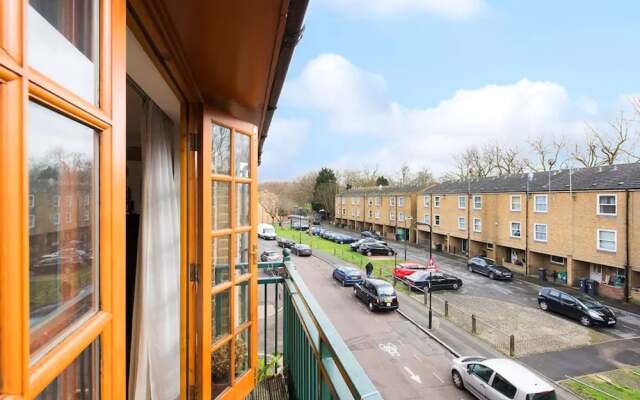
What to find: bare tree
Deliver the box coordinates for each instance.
[399,163,411,185]
[259,190,281,223]
[524,136,566,171]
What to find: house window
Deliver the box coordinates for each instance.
[597,194,616,216]
[398,211,405,221]
[423,213,430,223]
[534,195,548,213]
[458,196,466,209]
[534,224,547,242]
[510,195,521,212]
[341,197,345,204]
[597,229,616,252]
[434,196,441,208]
[550,255,565,265]
[375,210,380,219]
[510,222,521,238]
[356,208,360,217]
[423,195,430,207]
[434,215,440,226]
[29,214,35,229]
[486,243,494,250]
[398,197,405,207]
[473,218,481,232]
[473,195,482,210]
[389,197,396,207]
[375,196,381,206]
[29,194,35,208]
[368,210,373,218]
[351,197,356,205]
[351,209,355,217]
[458,217,466,230]
[389,211,395,221]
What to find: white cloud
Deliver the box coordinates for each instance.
[285,53,604,176]
[319,0,487,20]
[261,118,310,173]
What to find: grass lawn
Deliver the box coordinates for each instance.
[560,367,640,400]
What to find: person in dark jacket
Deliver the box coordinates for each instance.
[365,262,374,278]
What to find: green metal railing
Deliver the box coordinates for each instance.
[258,259,382,400]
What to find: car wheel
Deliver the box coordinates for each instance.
[368,301,375,312]
[580,315,592,327]
[468,266,473,273]
[489,272,495,280]
[539,301,549,311]
[452,370,464,389]
[452,283,459,290]
[367,251,372,256]
[353,287,358,296]
[387,251,393,256]
[341,279,346,287]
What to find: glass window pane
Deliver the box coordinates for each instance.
[212,290,230,343]
[212,181,230,230]
[211,125,230,175]
[234,132,250,178]
[235,281,249,327]
[28,102,98,357]
[213,236,230,286]
[235,232,249,276]
[28,0,99,104]
[234,329,250,379]
[212,342,231,399]
[236,183,250,227]
[35,340,99,399]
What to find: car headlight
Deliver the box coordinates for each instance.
[588,310,604,321]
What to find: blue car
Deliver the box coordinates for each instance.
[333,233,358,244]
[332,266,363,286]
[310,226,325,236]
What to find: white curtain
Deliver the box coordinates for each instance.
[129,100,180,400]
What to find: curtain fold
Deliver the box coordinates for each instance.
[128,100,180,400]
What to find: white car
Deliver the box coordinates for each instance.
[450,357,557,400]
[258,223,276,240]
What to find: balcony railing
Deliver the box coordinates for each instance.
[257,259,382,400]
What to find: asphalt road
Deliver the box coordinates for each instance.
[259,239,474,400]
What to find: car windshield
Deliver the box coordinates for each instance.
[575,295,603,309]
[526,391,557,400]
[482,258,496,265]
[377,286,395,295]
[297,244,310,249]
[409,271,429,281]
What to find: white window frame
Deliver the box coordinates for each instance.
[375,210,380,219]
[486,243,494,250]
[423,195,430,207]
[473,195,482,210]
[351,209,355,217]
[597,194,617,216]
[351,197,356,205]
[375,196,381,206]
[473,218,481,233]
[458,216,466,230]
[356,208,360,217]
[510,195,521,212]
[52,213,60,226]
[510,221,521,238]
[434,196,441,208]
[29,194,35,208]
[458,195,466,209]
[434,215,440,226]
[398,197,405,207]
[597,229,617,252]
[389,197,396,207]
[534,223,548,242]
[423,213,429,223]
[550,255,565,265]
[534,194,548,213]
[29,214,35,229]
[389,211,395,221]
[398,211,405,221]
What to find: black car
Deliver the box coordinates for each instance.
[276,237,295,248]
[405,271,462,291]
[360,230,383,240]
[350,238,387,251]
[333,234,358,244]
[291,243,312,256]
[353,279,399,311]
[467,257,513,280]
[260,250,283,262]
[537,287,616,327]
[359,242,395,256]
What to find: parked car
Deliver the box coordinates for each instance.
[333,234,358,244]
[450,356,557,400]
[260,250,283,262]
[309,226,325,236]
[359,242,395,256]
[405,271,462,291]
[537,288,616,327]
[332,266,363,286]
[291,243,312,257]
[360,230,382,240]
[353,279,399,311]
[276,237,295,249]
[393,262,439,281]
[258,223,277,240]
[467,257,513,280]
[350,238,386,251]
[321,231,338,241]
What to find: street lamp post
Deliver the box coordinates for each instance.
[428,271,433,329]
[404,216,413,261]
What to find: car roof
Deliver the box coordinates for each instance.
[481,359,554,393]
[337,266,359,272]
[368,279,391,287]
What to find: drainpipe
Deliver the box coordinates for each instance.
[524,189,529,277]
[625,189,630,302]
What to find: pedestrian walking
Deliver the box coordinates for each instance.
[365,262,373,278]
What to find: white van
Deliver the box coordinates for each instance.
[258,223,276,240]
[450,357,557,400]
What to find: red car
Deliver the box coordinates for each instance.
[393,261,439,280]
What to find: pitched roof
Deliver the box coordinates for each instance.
[424,163,640,194]
[338,184,426,196]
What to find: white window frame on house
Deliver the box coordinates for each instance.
[52,213,60,226]
[486,243,494,250]
[368,209,373,218]
[29,214,35,229]
[510,221,521,238]
[341,197,346,204]
[473,218,481,232]
[375,210,380,219]
[534,194,548,213]
[398,211,405,221]
[53,194,60,208]
[351,209,355,217]
[423,195,430,207]
[375,196,381,206]
[398,197,405,207]
[434,215,440,226]
[510,195,522,212]
[534,223,548,242]
[458,195,466,209]
[458,216,466,230]
[29,194,35,208]
[423,213,430,223]
[351,197,356,205]
[356,208,360,217]
[390,211,395,221]
[389,197,396,207]
[597,229,617,252]
[434,196,441,208]
[597,194,617,216]
[550,255,565,265]
[473,195,482,210]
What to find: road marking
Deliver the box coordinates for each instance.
[432,371,444,384]
[378,342,400,357]
[404,366,422,384]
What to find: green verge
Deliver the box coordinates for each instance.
[560,367,640,400]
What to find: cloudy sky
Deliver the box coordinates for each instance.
[260,0,640,181]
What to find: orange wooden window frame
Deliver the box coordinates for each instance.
[0,0,126,399]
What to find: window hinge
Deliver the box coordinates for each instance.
[189,133,199,152]
[189,385,198,400]
[189,263,199,284]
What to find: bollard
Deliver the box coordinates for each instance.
[509,335,515,357]
[471,314,477,334]
[423,289,427,305]
[444,300,449,318]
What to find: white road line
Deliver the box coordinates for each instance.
[403,366,422,384]
[432,371,445,384]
